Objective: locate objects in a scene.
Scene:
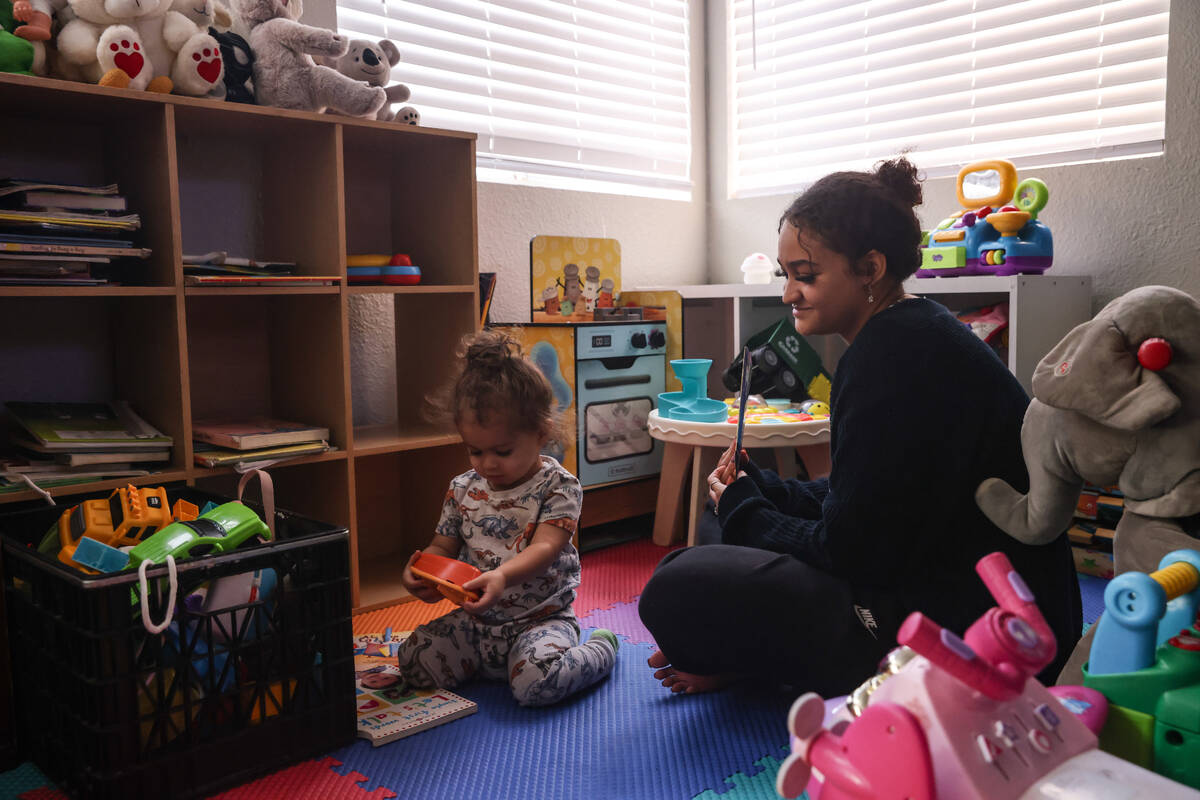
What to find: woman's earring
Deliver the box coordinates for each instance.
[867,292,875,304]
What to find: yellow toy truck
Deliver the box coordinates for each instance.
[54,485,199,573]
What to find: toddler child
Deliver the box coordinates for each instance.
[396,329,619,706]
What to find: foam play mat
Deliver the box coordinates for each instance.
[2,538,1110,799]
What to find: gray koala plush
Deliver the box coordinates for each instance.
[322,38,419,124]
[231,0,385,116]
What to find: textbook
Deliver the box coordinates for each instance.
[5,401,173,451]
[354,631,477,745]
[192,418,330,450]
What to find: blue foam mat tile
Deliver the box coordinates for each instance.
[692,750,793,799]
[330,640,792,800]
[1078,573,1108,626]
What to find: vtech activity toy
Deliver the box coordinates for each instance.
[776,552,1199,799]
[1083,549,1200,789]
[919,159,1053,277]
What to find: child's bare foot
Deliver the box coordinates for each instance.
[647,650,735,694]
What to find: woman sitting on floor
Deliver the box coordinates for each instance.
[638,157,1081,697]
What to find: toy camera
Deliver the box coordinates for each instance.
[1083,549,1200,789]
[721,320,831,404]
[52,485,199,573]
[776,552,1199,799]
[918,159,1053,277]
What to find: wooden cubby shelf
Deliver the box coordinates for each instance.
[1,73,480,612]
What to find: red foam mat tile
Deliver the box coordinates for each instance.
[575,538,682,616]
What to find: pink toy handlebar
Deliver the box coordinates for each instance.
[899,613,1022,700]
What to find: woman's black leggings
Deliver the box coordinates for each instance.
[638,513,907,697]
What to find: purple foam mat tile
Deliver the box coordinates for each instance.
[329,641,793,800]
[579,598,655,646]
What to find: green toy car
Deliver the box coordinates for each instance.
[126,501,270,569]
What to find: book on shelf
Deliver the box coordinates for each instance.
[0,468,151,494]
[0,209,141,231]
[479,271,497,327]
[0,239,150,258]
[4,400,173,451]
[0,179,120,198]
[354,631,477,745]
[0,276,108,286]
[57,448,169,466]
[2,191,128,212]
[193,440,330,467]
[184,275,339,287]
[183,252,296,272]
[192,418,330,450]
[8,434,168,454]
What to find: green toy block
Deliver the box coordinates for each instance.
[920,245,966,270]
[1084,644,1200,715]
[1098,704,1156,768]
[1154,718,1200,788]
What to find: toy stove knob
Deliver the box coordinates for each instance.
[649,329,666,348]
[630,332,647,348]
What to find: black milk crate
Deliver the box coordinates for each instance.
[0,488,355,799]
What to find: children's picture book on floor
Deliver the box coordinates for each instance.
[354,630,477,746]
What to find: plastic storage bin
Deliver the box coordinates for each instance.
[0,487,355,799]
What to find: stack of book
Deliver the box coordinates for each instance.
[1068,483,1123,579]
[0,180,150,286]
[1,400,173,494]
[183,251,339,287]
[192,417,332,469]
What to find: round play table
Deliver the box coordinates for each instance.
[647,409,831,546]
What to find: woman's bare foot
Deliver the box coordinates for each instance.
[647,650,736,694]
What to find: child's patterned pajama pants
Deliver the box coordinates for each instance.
[395,608,616,706]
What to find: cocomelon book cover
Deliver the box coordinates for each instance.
[354,629,477,746]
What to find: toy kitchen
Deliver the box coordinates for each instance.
[495,236,681,488]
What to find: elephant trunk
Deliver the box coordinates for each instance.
[976,401,1128,545]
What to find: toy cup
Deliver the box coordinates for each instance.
[661,359,727,422]
[411,552,481,604]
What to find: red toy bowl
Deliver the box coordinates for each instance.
[411,552,481,604]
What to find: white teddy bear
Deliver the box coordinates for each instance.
[55,0,224,95]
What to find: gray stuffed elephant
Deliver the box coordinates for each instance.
[975,284,1200,682]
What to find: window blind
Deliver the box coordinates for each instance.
[728,0,1169,198]
[337,0,693,198]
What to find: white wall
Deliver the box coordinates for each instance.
[705,2,1200,310]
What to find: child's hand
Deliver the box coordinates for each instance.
[401,550,444,604]
[460,570,506,615]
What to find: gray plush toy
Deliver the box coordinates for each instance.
[231,0,385,116]
[321,38,418,123]
[975,284,1200,682]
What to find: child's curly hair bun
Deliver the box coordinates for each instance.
[464,329,522,369]
[423,328,565,442]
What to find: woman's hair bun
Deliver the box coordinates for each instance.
[874,157,923,209]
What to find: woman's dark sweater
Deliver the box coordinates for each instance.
[716,297,1080,664]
